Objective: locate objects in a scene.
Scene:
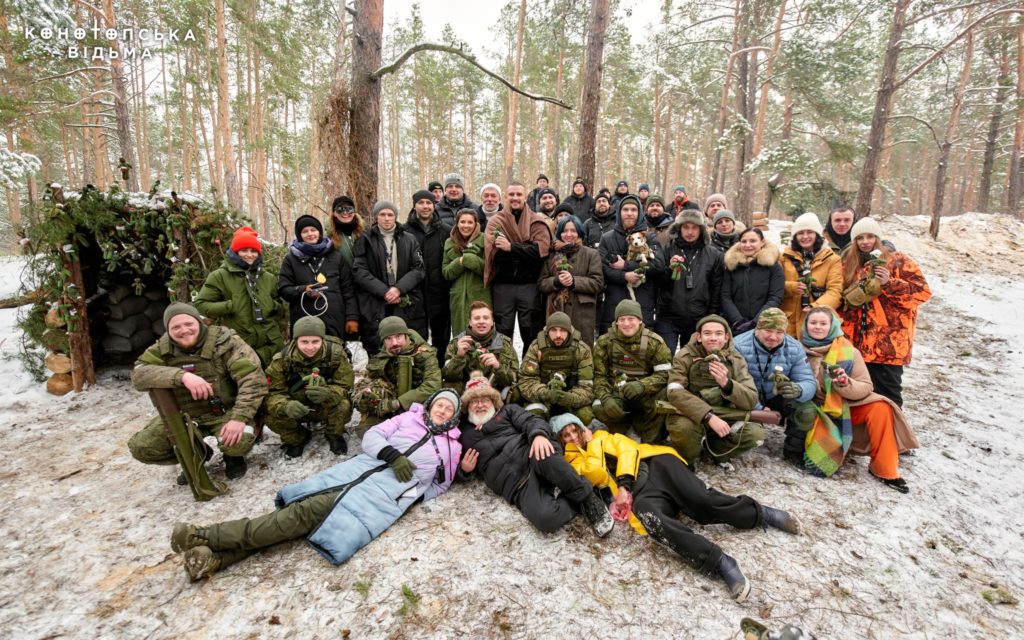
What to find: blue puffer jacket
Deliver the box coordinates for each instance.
[275,404,461,565]
[732,331,816,406]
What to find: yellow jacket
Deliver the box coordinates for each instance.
[779,245,843,337]
[563,430,685,534]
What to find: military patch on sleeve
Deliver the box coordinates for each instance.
[137,350,164,366]
[229,358,259,379]
[524,360,539,374]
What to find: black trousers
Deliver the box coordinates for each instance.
[632,455,761,573]
[426,310,451,368]
[512,452,594,534]
[866,363,904,407]
[493,282,542,355]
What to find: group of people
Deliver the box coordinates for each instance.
[128,173,931,603]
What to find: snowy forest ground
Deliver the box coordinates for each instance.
[0,213,1021,639]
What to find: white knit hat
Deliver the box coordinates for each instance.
[790,212,823,236]
[480,182,502,198]
[850,217,884,241]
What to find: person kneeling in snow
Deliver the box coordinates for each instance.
[458,375,613,537]
[551,413,802,603]
[169,389,463,581]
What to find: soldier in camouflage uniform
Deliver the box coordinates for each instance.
[129,303,268,481]
[441,301,519,395]
[665,314,762,466]
[516,312,595,423]
[355,316,441,435]
[591,299,673,443]
[265,317,354,458]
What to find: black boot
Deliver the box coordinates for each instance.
[177,440,215,486]
[326,434,348,456]
[580,491,614,538]
[282,430,312,459]
[223,455,247,480]
[762,506,802,535]
[716,553,750,602]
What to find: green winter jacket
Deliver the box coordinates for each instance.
[665,331,758,423]
[132,325,268,425]
[441,326,519,393]
[265,336,355,419]
[194,257,287,367]
[441,234,491,332]
[593,324,673,402]
[517,330,594,410]
[365,329,441,410]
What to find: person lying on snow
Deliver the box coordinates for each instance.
[169,389,462,581]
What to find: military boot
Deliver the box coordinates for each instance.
[170,523,209,553]
[183,546,221,582]
[762,506,802,535]
[326,434,348,456]
[716,553,750,602]
[580,491,614,538]
[282,429,312,459]
[224,455,247,480]
[177,440,215,486]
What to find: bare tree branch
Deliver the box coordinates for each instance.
[371,42,573,109]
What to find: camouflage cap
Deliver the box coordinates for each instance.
[756,307,788,331]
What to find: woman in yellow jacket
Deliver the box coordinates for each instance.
[780,212,843,337]
[550,413,802,603]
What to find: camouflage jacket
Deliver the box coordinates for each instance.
[365,329,441,409]
[517,330,594,409]
[592,324,673,401]
[665,333,757,423]
[265,336,354,416]
[441,328,519,391]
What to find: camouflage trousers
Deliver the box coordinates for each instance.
[665,413,766,465]
[599,392,666,444]
[128,416,256,465]
[266,400,353,446]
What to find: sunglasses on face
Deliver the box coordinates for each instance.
[334,206,355,214]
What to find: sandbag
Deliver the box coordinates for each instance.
[102,329,154,354]
[143,301,167,321]
[107,285,132,305]
[105,314,147,338]
[107,295,148,320]
[143,288,167,301]
[152,317,165,336]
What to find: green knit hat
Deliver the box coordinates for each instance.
[293,316,326,339]
[697,314,732,337]
[378,316,409,340]
[163,302,202,329]
[615,299,643,320]
[756,307,788,331]
[545,312,573,332]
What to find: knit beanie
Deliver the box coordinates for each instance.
[645,194,665,209]
[553,202,575,218]
[572,177,586,189]
[294,215,324,240]
[480,182,502,199]
[412,190,435,205]
[703,193,728,213]
[673,185,687,195]
[545,311,573,332]
[331,195,355,212]
[638,183,650,192]
[615,299,643,320]
[850,217,884,241]
[230,226,262,253]
[461,373,503,410]
[616,180,629,189]
[293,316,326,339]
[549,413,583,435]
[538,188,559,204]
[428,181,443,191]
[756,308,788,331]
[373,200,398,219]
[163,302,202,329]
[713,209,737,225]
[444,173,464,189]
[378,316,408,340]
[617,194,642,214]
[536,173,549,183]
[697,314,732,337]
[427,388,462,415]
[595,193,610,205]
[791,212,824,236]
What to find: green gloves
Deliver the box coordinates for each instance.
[284,400,311,419]
[775,380,802,400]
[304,385,331,405]
[602,396,626,420]
[544,389,564,405]
[390,455,415,482]
[622,381,645,400]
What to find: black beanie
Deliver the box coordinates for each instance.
[553,202,574,217]
[294,215,324,239]
[412,189,434,205]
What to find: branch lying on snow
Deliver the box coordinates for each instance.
[371,42,573,110]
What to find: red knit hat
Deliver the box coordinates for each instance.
[230,226,262,253]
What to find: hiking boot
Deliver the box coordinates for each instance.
[281,430,312,459]
[762,506,802,535]
[176,440,215,486]
[183,546,221,582]
[326,434,348,456]
[170,523,209,554]
[716,553,750,602]
[223,455,247,480]
[580,491,614,538]
[873,473,910,494]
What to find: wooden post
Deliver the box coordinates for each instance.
[51,185,96,392]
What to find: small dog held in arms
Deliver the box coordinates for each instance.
[625,232,654,265]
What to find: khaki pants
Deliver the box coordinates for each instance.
[128,416,255,465]
[266,401,353,445]
[665,414,765,466]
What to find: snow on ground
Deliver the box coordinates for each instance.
[0,213,1022,639]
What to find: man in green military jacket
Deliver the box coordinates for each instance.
[517,312,595,423]
[355,316,441,434]
[592,299,673,443]
[129,303,268,481]
[665,314,762,466]
[441,301,519,394]
[265,317,354,458]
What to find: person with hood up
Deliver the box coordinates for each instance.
[780,212,843,338]
[564,177,595,222]
[597,194,665,336]
[644,194,673,247]
[668,185,701,216]
[721,228,784,335]
[434,173,477,226]
[351,201,427,353]
[406,190,453,366]
[655,209,724,353]
[194,226,286,367]
[538,214,604,346]
[169,389,463,581]
[278,214,359,341]
[583,192,616,249]
[442,209,490,333]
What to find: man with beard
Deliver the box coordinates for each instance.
[598,195,664,335]
[475,183,503,226]
[824,205,855,253]
[406,190,452,366]
[644,194,673,247]
[564,177,594,222]
[610,179,630,209]
[434,173,477,227]
[667,185,701,217]
[483,182,552,353]
[442,301,520,394]
[583,193,616,248]
[516,312,595,424]
[458,375,613,536]
[535,188,560,219]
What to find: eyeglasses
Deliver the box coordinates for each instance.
[334,206,355,214]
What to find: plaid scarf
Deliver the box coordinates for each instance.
[803,335,855,477]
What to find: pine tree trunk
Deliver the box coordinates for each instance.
[576,0,610,190]
[978,45,1010,213]
[504,0,527,186]
[215,0,240,209]
[349,0,384,217]
[930,26,974,239]
[101,0,139,192]
[317,0,350,207]
[751,0,787,159]
[1008,24,1024,214]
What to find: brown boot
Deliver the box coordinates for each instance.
[170,522,209,553]
[183,546,221,581]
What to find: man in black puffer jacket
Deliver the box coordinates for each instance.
[564,177,595,223]
[406,190,453,366]
[457,375,612,536]
[583,193,616,248]
[598,195,664,336]
[434,173,477,226]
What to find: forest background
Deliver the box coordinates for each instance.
[2,0,1024,248]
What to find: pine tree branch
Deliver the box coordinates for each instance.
[371,42,573,110]
[31,67,110,84]
[887,114,941,148]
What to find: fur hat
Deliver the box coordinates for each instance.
[163,302,202,329]
[461,373,503,410]
[480,182,502,198]
[412,189,435,205]
[713,209,736,225]
[675,209,704,229]
[615,299,643,320]
[444,173,465,189]
[756,308,788,331]
[293,316,326,339]
[850,217,884,241]
[791,212,824,236]
[549,413,583,435]
[545,311,573,332]
[703,193,728,213]
[378,316,408,340]
[373,200,398,218]
[294,215,323,240]
[230,226,261,253]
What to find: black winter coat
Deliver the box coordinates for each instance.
[598,209,664,327]
[435,195,477,227]
[720,242,784,329]
[656,221,724,323]
[352,223,426,335]
[278,246,359,339]
[459,404,552,502]
[405,212,452,321]
[564,193,595,222]
[583,210,617,249]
